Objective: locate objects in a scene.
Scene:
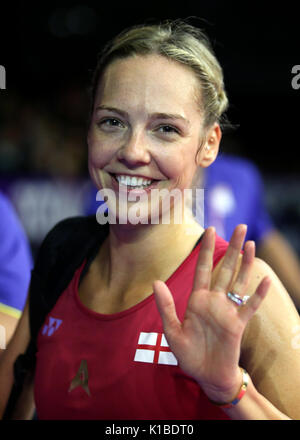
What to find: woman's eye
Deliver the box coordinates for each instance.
[98,118,124,129]
[157,125,179,135]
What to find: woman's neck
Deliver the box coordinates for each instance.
[99,213,205,292]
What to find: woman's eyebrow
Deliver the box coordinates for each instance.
[95,106,190,125]
[95,105,128,118]
[151,112,190,126]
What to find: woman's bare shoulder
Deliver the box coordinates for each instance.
[240,258,300,418]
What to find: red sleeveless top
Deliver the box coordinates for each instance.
[34,234,230,420]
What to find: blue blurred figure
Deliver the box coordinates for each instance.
[0,192,33,348]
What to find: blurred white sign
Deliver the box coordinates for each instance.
[9,179,91,244]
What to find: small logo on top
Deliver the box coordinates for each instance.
[42,316,63,336]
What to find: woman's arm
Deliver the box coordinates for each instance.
[257,229,300,310]
[222,374,290,420]
[0,295,33,419]
[0,311,20,351]
[236,257,300,420]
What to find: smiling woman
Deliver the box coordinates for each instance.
[1,19,300,421]
[86,21,227,226]
[88,53,218,226]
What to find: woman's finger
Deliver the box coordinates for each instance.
[231,240,256,296]
[153,280,181,335]
[192,226,215,292]
[214,224,247,293]
[238,276,271,322]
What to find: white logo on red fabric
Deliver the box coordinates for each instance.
[42,317,63,336]
[134,332,178,365]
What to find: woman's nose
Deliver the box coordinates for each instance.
[116,129,151,166]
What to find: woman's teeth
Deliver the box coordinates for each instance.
[115,175,154,188]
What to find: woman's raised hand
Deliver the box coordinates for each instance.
[153,224,271,403]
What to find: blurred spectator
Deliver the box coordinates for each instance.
[203,153,272,242]
[0,192,33,348]
[203,153,300,310]
[0,85,87,179]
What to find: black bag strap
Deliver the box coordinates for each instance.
[28,215,109,347]
[3,215,109,419]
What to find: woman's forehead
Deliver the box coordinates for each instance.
[95,54,202,116]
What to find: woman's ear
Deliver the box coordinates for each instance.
[196,123,222,168]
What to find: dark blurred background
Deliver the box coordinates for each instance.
[0,0,300,255]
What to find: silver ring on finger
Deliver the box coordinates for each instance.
[227,292,250,307]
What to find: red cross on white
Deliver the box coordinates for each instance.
[134,332,178,365]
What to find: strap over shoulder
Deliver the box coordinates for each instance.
[28,215,108,344]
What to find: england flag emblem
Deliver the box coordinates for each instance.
[134,332,178,366]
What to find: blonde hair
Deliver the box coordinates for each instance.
[89,19,229,130]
